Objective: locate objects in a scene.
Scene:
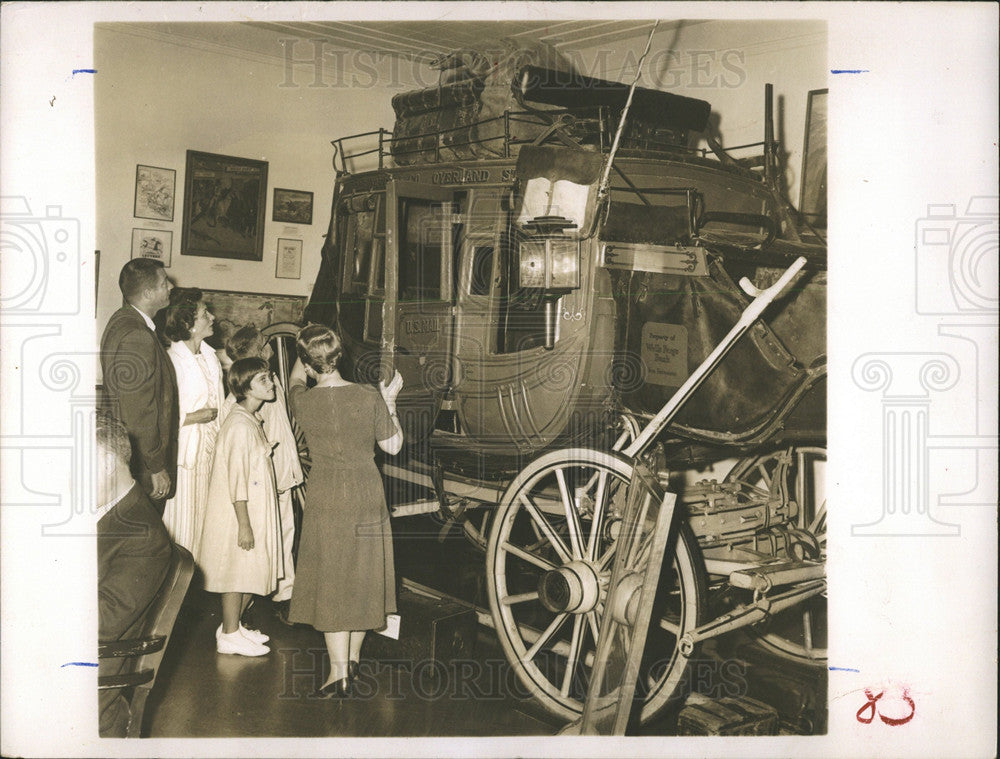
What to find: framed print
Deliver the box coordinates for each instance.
[199,288,308,353]
[799,88,828,229]
[131,228,172,267]
[181,150,268,260]
[133,164,176,221]
[272,187,313,225]
[275,238,303,279]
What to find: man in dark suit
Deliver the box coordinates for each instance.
[100,259,178,508]
[96,410,172,737]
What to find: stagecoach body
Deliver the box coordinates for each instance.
[297,54,827,727]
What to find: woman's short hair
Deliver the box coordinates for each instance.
[226,325,264,361]
[296,323,342,374]
[160,287,205,342]
[228,356,270,401]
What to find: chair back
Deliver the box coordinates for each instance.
[98,542,194,737]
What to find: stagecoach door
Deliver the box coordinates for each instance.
[383,180,456,441]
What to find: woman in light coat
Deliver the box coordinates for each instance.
[158,287,223,555]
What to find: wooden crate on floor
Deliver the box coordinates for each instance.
[363,586,477,669]
[677,693,779,736]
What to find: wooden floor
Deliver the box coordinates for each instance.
[143,513,826,738]
[146,591,557,738]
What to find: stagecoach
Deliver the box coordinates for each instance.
[269,49,827,725]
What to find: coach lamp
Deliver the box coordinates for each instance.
[517,218,582,350]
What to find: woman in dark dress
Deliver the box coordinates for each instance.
[286,324,403,697]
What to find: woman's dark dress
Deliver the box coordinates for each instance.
[287,382,397,631]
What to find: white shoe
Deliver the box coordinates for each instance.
[217,622,270,644]
[216,629,269,656]
[240,623,269,644]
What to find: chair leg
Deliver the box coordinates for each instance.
[125,688,151,738]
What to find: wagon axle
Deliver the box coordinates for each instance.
[537,560,603,614]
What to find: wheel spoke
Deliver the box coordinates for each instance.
[597,543,616,572]
[658,615,681,636]
[501,590,540,606]
[560,615,585,697]
[524,612,570,662]
[518,494,572,563]
[586,610,600,644]
[795,451,808,529]
[802,609,814,653]
[808,501,827,535]
[556,469,585,559]
[586,470,608,562]
[501,540,557,572]
[633,530,654,570]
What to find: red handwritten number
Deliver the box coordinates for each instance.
[856,689,882,724]
[856,688,916,726]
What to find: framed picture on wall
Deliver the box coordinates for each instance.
[131,228,172,267]
[275,238,303,279]
[199,288,308,355]
[272,188,313,225]
[134,164,176,221]
[181,150,268,261]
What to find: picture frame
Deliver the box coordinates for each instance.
[275,238,303,279]
[130,228,172,267]
[181,150,268,260]
[272,187,313,225]
[133,164,176,221]
[799,88,828,229]
[198,288,308,353]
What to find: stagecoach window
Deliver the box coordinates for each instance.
[470,244,494,296]
[495,232,551,353]
[342,195,385,296]
[346,208,375,292]
[372,237,385,292]
[398,200,444,302]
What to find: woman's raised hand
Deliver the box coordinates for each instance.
[379,370,404,404]
[184,406,218,425]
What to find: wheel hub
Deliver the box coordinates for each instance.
[538,560,600,614]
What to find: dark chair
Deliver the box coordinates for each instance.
[98,543,194,737]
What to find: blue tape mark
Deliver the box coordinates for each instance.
[831,69,869,74]
[829,666,860,672]
[61,661,98,668]
[72,69,97,76]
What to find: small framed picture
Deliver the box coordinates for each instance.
[131,228,172,267]
[134,164,176,221]
[272,188,313,225]
[275,238,303,279]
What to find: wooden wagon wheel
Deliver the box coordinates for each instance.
[724,445,827,665]
[261,322,310,554]
[463,413,641,552]
[486,448,707,724]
